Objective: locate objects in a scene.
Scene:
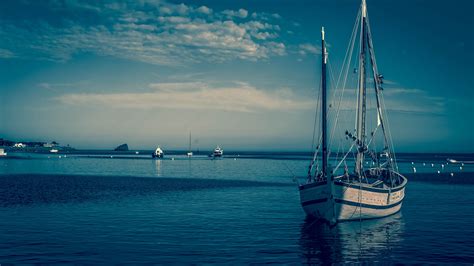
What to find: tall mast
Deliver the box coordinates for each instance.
[355,0,368,175]
[321,27,328,177]
[189,131,192,152]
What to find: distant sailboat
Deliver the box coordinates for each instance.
[186,132,193,157]
[213,146,223,157]
[152,146,164,158]
[298,0,407,224]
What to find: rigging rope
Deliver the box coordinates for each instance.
[328,9,361,156]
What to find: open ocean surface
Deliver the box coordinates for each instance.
[0,151,473,264]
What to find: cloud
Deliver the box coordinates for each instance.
[329,86,445,115]
[57,81,314,113]
[381,87,445,114]
[298,43,321,55]
[38,81,89,91]
[0,48,15,58]
[222,8,249,19]
[196,6,212,15]
[0,1,288,65]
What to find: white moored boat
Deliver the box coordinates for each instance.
[152,146,164,158]
[213,146,223,157]
[0,148,7,156]
[298,0,407,224]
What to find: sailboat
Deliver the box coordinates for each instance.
[299,0,407,224]
[186,132,193,157]
[152,146,164,158]
[213,146,224,157]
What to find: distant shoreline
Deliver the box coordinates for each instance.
[1,147,473,156]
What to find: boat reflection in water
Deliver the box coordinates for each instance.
[154,159,162,177]
[299,212,404,263]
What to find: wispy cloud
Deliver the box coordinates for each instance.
[57,81,314,113]
[38,81,89,91]
[329,86,445,115]
[0,1,288,65]
[298,43,321,55]
[0,48,15,58]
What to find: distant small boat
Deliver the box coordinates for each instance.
[0,148,7,156]
[50,149,59,153]
[152,146,164,158]
[186,131,193,157]
[447,158,474,164]
[213,146,223,157]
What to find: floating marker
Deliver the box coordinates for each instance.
[462,163,464,166]
[431,163,434,167]
[437,170,440,174]
[441,164,444,168]
[423,163,426,166]
[460,166,463,170]
[413,167,417,173]
[450,173,454,177]
[59,156,62,159]
[234,158,237,161]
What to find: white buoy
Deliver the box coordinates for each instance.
[450,173,454,177]
[431,163,434,167]
[437,170,440,174]
[423,163,426,166]
[59,156,62,159]
[411,162,414,165]
[462,163,464,166]
[441,164,444,168]
[460,166,463,170]
[413,167,417,173]
[234,158,237,161]
[171,157,175,160]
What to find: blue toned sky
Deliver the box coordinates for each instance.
[0,0,472,152]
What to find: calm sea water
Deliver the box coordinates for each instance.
[0,152,473,263]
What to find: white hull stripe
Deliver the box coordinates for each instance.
[334,181,405,193]
[334,198,403,209]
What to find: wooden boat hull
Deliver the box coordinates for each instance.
[299,174,407,222]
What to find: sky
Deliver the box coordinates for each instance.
[0,0,473,152]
